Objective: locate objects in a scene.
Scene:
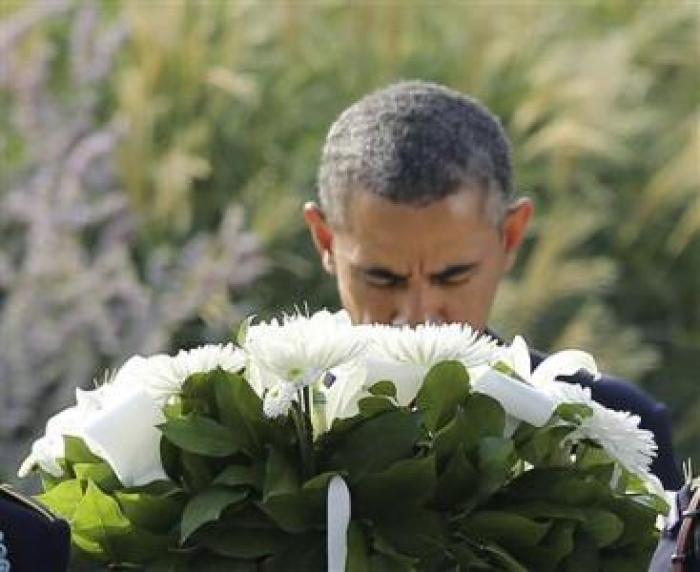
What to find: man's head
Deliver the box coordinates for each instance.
[305,80,532,328]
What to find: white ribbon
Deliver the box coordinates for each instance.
[472,369,556,427]
[81,385,168,487]
[327,475,350,571]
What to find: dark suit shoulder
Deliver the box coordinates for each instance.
[0,484,71,572]
[566,370,667,419]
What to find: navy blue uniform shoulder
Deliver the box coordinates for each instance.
[530,350,683,490]
[0,484,71,572]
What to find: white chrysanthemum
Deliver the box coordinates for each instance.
[176,343,247,378]
[263,381,297,418]
[367,323,500,368]
[245,310,365,387]
[546,381,658,479]
[113,343,246,403]
[363,323,500,406]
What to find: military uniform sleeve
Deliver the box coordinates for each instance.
[0,484,71,572]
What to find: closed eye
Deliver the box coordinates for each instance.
[363,267,408,289]
[430,264,478,286]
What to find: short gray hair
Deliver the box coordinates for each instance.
[318,80,514,227]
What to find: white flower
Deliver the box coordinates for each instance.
[113,343,246,404]
[176,343,247,379]
[546,382,658,479]
[245,310,365,389]
[364,323,500,406]
[263,381,297,418]
[367,323,500,369]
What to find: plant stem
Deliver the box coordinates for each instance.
[292,392,314,479]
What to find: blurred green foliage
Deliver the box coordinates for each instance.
[1,1,698,466]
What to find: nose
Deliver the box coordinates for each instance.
[391,285,446,326]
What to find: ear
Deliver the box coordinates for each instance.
[502,197,534,272]
[303,201,336,274]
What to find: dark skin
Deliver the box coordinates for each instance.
[304,187,533,329]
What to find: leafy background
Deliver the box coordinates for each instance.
[0,0,698,487]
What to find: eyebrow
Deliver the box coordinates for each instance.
[429,263,479,283]
[362,266,408,283]
[357,263,478,283]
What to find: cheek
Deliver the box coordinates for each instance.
[339,278,397,323]
[444,271,503,325]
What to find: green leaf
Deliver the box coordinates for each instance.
[477,437,516,500]
[516,425,577,466]
[72,531,107,561]
[416,361,470,432]
[433,445,478,509]
[161,414,241,457]
[200,524,291,558]
[160,435,182,484]
[433,405,469,465]
[259,447,308,532]
[109,525,172,564]
[505,467,605,507]
[461,393,507,450]
[213,463,262,489]
[71,480,131,561]
[478,542,530,572]
[347,521,371,572]
[328,409,422,481]
[368,380,398,399]
[449,543,491,569]
[556,402,594,423]
[182,371,218,416]
[354,456,436,517]
[358,395,397,417]
[606,496,659,547]
[180,486,247,542]
[259,531,326,571]
[460,510,552,548]
[214,370,265,454]
[73,462,121,492]
[263,447,300,499]
[64,435,103,466]
[580,509,624,547]
[35,478,85,521]
[181,451,215,492]
[510,501,587,522]
[560,530,599,571]
[368,554,415,572]
[115,490,184,533]
[374,509,447,559]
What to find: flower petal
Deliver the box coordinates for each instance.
[509,336,532,380]
[364,356,426,407]
[531,350,599,387]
